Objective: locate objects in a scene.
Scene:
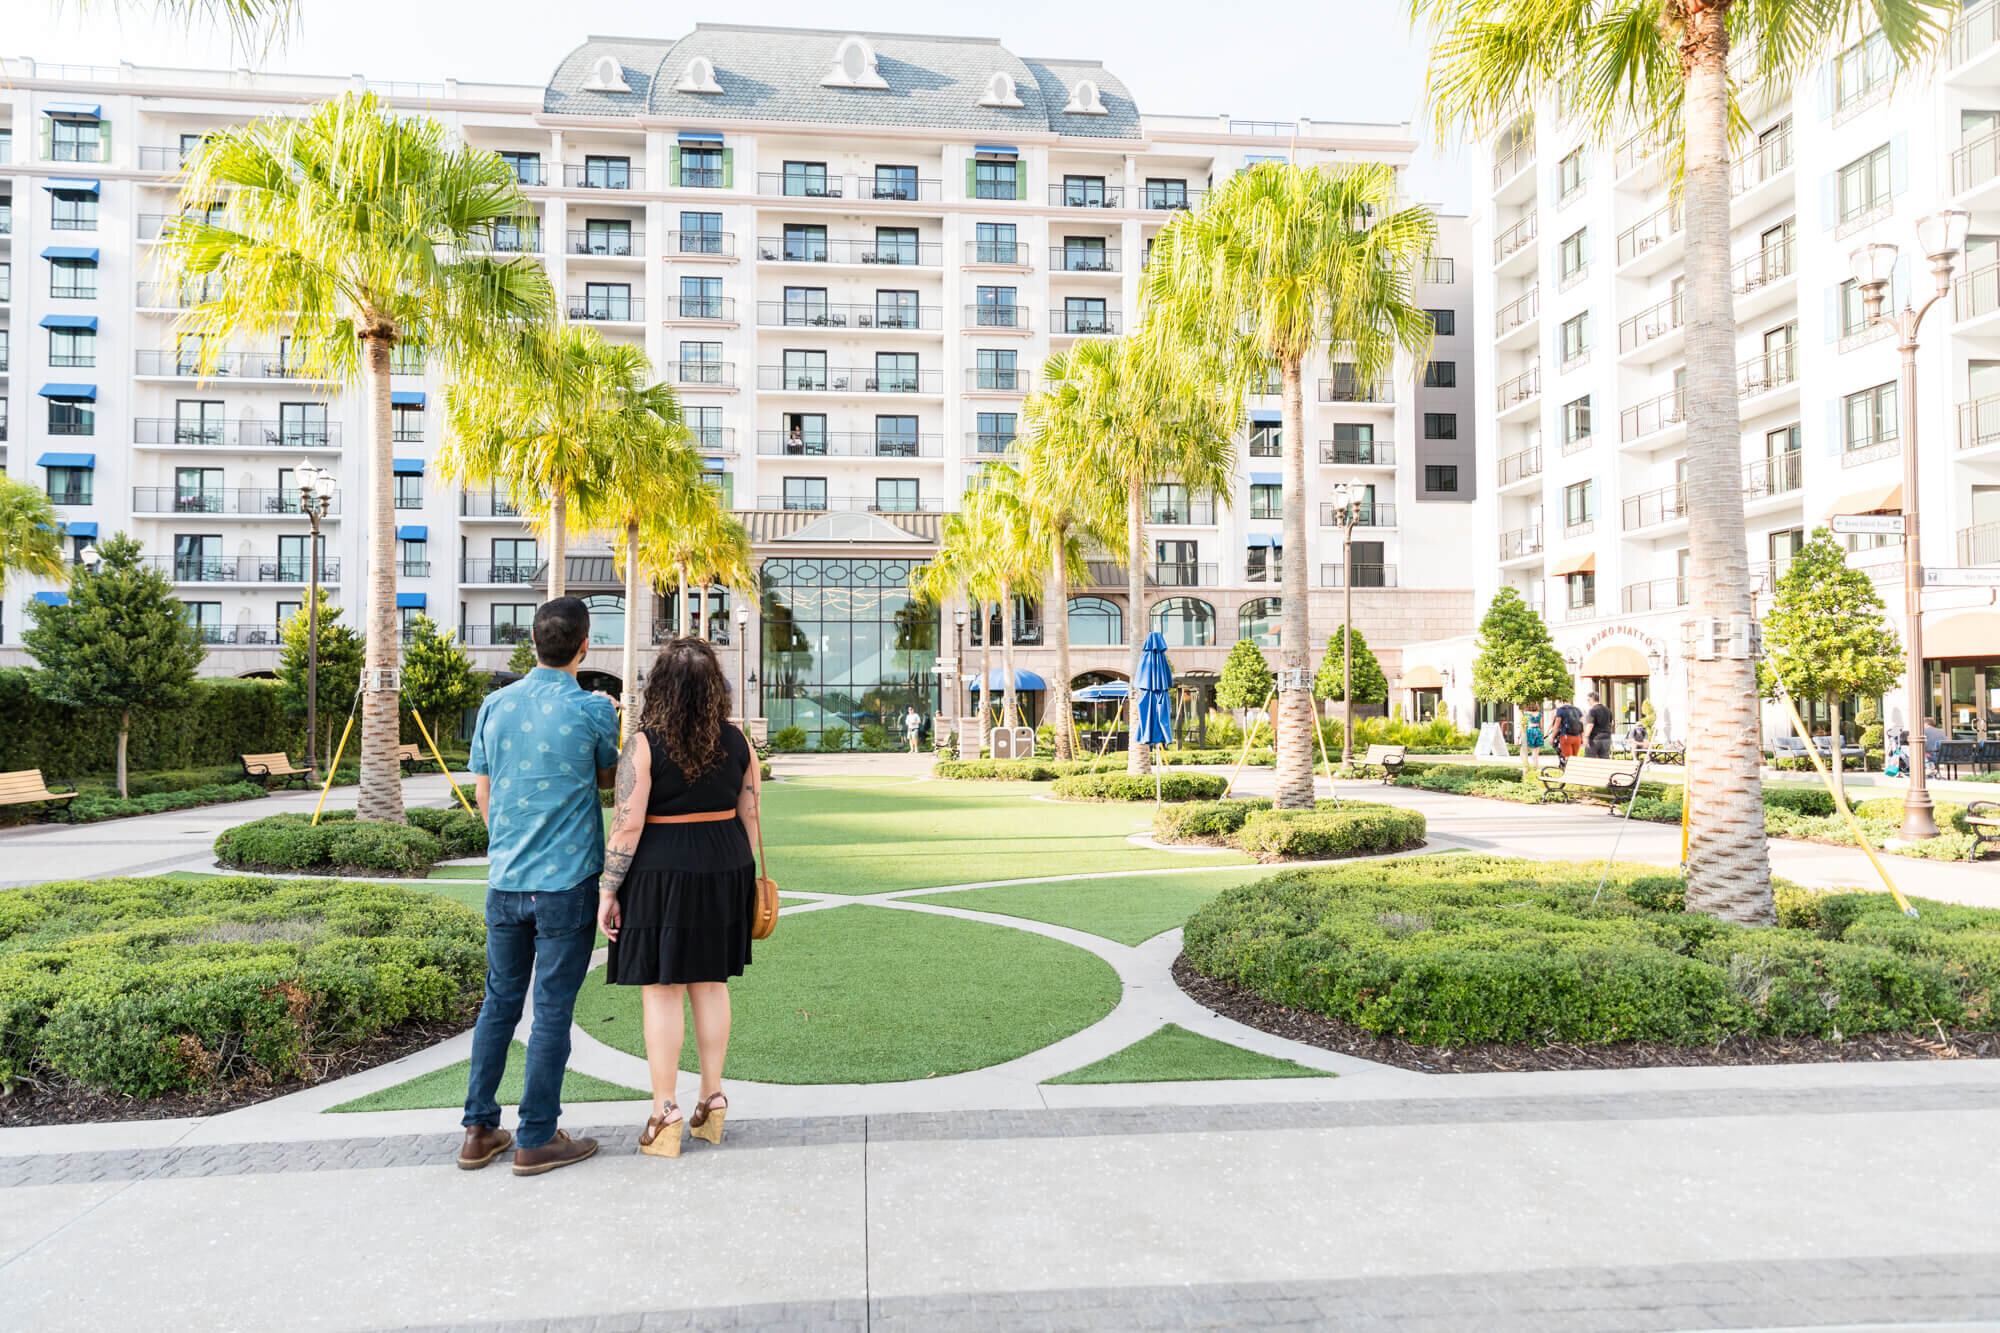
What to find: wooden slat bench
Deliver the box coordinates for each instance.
[0,770,77,821]
[1352,744,1407,783]
[1967,801,2000,861]
[395,743,424,773]
[241,751,310,789]
[1537,756,1645,812]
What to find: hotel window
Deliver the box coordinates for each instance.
[399,607,426,642]
[1838,144,1892,223]
[1424,465,1459,493]
[1061,235,1107,271]
[1062,174,1107,206]
[1062,296,1109,333]
[873,164,918,201]
[974,412,1016,453]
[45,465,92,505]
[499,151,542,185]
[50,256,96,299]
[492,605,535,644]
[583,218,632,255]
[1838,279,1873,337]
[1249,482,1282,519]
[277,534,326,582]
[875,289,918,329]
[1423,360,1456,388]
[580,282,631,321]
[874,352,917,392]
[1424,258,1455,283]
[783,161,832,197]
[492,538,538,582]
[782,348,828,391]
[682,275,722,320]
[975,286,1019,327]
[1559,228,1590,280]
[47,396,94,436]
[677,145,722,188]
[276,600,301,627]
[1563,395,1592,444]
[280,402,329,448]
[1149,483,1191,523]
[50,189,96,231]
[1245,547,1281,586]
[1558,147,1587,201]
[583,154,630,189]
[687,406,724,453]
[1423,412,1457,440]
[974,158,1019,200]
[782,223,827,262]
[1560,311,1591,363]
[390,342,425,375]
[680,341,724,384]
[783,286,829,326]
[1565,479,1595,527]
[975,348,1018,389]
[974,221,1018,264]
[394,473,422,510]
[1835,30,1891,111]
[1844,381,1897,451]
[875,416,918,457]
[874,226,918,265]
[874,478,919,512]
[392,403,423,443]
[1567,572,1596,608]
[679,211,724,254]
[1770,527,1806,572]
[184,602,223,642]
[1426,308,1455,336]
[1330,422,1376,463]
[399,538,429,578]
[1145,178,1188,208]
[48,326,94,368]
[1248,423,1281,457]
[783,477,827,511]
[49,116,104,163]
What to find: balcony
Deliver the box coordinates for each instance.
[1739,342,1798,399]
[1959,521,2000,566]
[1955,261,2000,330]
[134,418,340,449]
[1742,450,1804,501]
[560,164,642,190]
[1148,498,1217,525]
[965,367,1033,393]
[135,281,227,310]
[46,488,93,506]
[566,230,644,257]
[1493,211,1537,268]
[1621,482,1687,532]
[1621,578,1688,614]
[965,432,1019,460]
[966,304,1031,332]
[1619,387,1685,446]
[1948,0,2000,80]
[755,366,942,395]
[469,227,542,254]
[1319,439,1394,466]
[672,361,737,389]
[132,487,341,516]
[691,427,737,457]
[1318,374,1394,404]
[461,491,526,518]
[135,350,336,381]
[667,296,738,323]
[750,494,945,513]
[1494,285,1539,346]
[138,145,199,171]
[1495,362,1541,420]
[1731,122,1794,210]
[1146,561,1217,587]
[1959,392,2000,451]
[1618,292,1684,359]
[396,560,430,578]
[1615,203,1683,273]
[754,301,939,331]
[1051,247,1120,274]
[1492,134,1534,192]
[1140,186,1205,211]
[459,559,540,584]
[757,171,849,199]
[1498,525,1543,561]
[567,294,642,323]
[755,236,942,267]
[965,241,1032,267]
[461,625,534,646]
[666,230,736,258]
[1319,502,1395,528]
[146,556,341,584]
[1050,183,1125,208]
[1560,601,1599,624]
[190,623,284,646]
[1732,238,1797,317]
[755,431,943,458]
[1497,445,1542,488]
[1320,563,1397,588]
[1051,308,1120,336]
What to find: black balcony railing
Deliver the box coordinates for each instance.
[396,560,430,578]
[469,227,543,254]
[755,236,942,266]
[964,432,1019,457]
[669,296,737,322]
[566,229,643,257]
[1320,439,1394,466]
[133,487,341,516]
[691,427,737,455]
[754,301,940,330]
[1321,563,1397,588]
[460,491,526,518]
[561,163,641,190]
[673,361,737,388]
[1319,502,1396,527]
[758,172,847,198]
[756,431,943,457]
[567,294,642,321]
[965,367,1032,392]
[1051,308,1120,335]
[667,230,736,257]
[1051,247,1120,273]
[461,624,534,646]
[1050,183,1124,208]
[1148,500,1218,526]
[1141,186,1204,211]
[751,495,944,513]
[189,623,284,646]
[133,418,340,448]
[147,556,341,583]
[459,559,540,584]
[1318,375,1395,404]
[47,489,93,506]
[756,366,941,394]
[965,304,1030,330]
[965,241,1032,266]
[1146,561,1217,587]
[135,349,333,380]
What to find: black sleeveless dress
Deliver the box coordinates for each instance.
[604,725,757,986]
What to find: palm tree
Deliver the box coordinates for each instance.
[914,500,1005,751]
[1020,366,1130,760]
[0,479,67,594]
[67,1,297,46]
[1143,161,1434,805]
[1409,0,1956,923]
[445,327,667,600]
[161,92,551,823]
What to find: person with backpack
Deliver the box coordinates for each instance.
[1585,692,1615,759]
[1553,699,1585,764]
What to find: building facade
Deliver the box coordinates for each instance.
[0,26,1475,740]
[1402,9,2000,745]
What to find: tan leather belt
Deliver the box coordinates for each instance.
[645,810,738,824]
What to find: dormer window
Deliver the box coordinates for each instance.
[582,56,631,93]
[1063,79,1107,115]
[675,55,722,94]
[822,35,889,89]
[978,71,1023,108]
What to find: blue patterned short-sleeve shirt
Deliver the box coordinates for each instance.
[467,667,620,894]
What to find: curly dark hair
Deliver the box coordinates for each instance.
[638,637,733,778]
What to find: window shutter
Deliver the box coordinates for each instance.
[1826,395,1842,456]
[668,145,680,187]
[721,148,733,188]
[1817,61,1836,119]
[1015,164,1028,201]
[1891,254,1909,309]
[1824,284,1841,343]
[1820,172,1837,229]
[965,158,977,198]
[38,118,52,160]
[98,119,111,161]
[1889,132,1908,195]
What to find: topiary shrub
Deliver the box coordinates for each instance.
[818,725,852,753]
[1049,772,1230,802]
[214,811,443,877]
[769,726,809,752]
[1152,799,1273,842]
[405,806,488,859]
[0,875,485,1097]
[859,724,892,751]
[932,758,1101,781]
[1234,804,1427,861]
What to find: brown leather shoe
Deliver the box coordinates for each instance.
[457,1125,514,1170]
[511,1129,599,1176]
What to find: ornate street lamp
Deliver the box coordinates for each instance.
[295,462,333,780]
[1327,482,1363,768]
[735,603,750,719]
[1849,207,1969,840]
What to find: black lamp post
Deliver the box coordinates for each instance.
[735,603,750,719]
[296,462,333,780]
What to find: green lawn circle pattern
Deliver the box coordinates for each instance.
[571,904,1122,1084]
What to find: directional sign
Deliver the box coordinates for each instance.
[1923,567,2000,587]
[1831,513,1906,536]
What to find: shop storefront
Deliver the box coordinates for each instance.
[759,557,938,743]
[1924,613,2000,740]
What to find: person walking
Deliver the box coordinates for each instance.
[1522,704,1545,760]
[1585,691,1615,760]
[905,703,924,755]
[598,637,763,1158]
[1552,698,1584,765]
[457,597,621,1176]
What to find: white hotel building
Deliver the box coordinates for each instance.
[1401,8,2000,746]
[0,26,1475,740]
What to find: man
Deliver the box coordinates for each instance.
[457,597,620,1177]
[905,703,924,755]
[1553,698,1585,764]
[1585,691,1615,760]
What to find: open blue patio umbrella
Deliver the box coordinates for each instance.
[1133,631,1175,802]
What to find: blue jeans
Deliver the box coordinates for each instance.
[462,876,598,1149]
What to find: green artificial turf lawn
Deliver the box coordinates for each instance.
[772,774,925,788]
[571,904,1121,1083]
[1044,1024,1332,1085]
[903,867,1278,945]
[427,864,492,880]
[327,1041,647,1112]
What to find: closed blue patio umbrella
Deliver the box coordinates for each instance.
[1134,632,1175,802]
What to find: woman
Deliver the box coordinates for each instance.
[1523,704,1545,760]
[598,637,762,1158]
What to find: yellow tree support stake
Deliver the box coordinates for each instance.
[1775,685,1918,918]
[310,716,356,826]
[411,710,477,817]
[1224,688,1275,799]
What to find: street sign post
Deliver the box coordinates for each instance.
[1831,514,1907,536]
[1923,567,2000,587]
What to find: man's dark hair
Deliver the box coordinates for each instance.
[1587,692,1599,702]
[533,597,591,666]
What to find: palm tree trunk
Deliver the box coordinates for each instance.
[547,493,567,599]
[620,519,641,743]
[1048,528,1074,761]
[1275,355,1313,808]
[1000,578,1019,732]
[980,596,993,752]
[1127,473,1150,776]
[1680,8,1773,923]
[680,567,694,637]
[117,708,130,800]
[356,332,405,823]
[1828,694,1846,805]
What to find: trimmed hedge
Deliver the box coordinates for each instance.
[213,807,487,877]
[0,875,486,1097]
[936,758,1090,781]
[68,782,269,824]
[1050,772,1230,802]
[1181,856,2000,1047]
[1235,806,1428,861]
[0,669,305,779]
[1153,799,1274,841]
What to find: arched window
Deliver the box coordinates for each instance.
[978,71,1022,108]
[1063,78,1107,115]
[580,593,625,645]
[1151,597,1216,647]
[1068,596,1122,647]
[675,55,722,94]
[583,55,631,93]
[1237,598,1282,647]
[822,35,889,89]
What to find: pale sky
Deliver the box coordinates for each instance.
[5,0,1470,210]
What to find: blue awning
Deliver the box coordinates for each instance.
[40,314,99,331]
[967,668,1048,692]
[678,131,724,143]
[37,452,96,469]
[33,591,71,606]
[42,246,99,262]
[1073,681,1130,701]
[974,144,1019,156]
[1248,471,1282,486]
[396,592,427,609]
[1248,409,1283,424]
[43,178,101,194]
[396,525,428,540]
[1246,533,1275,547]
[701,456,726,469]
[64,521,99,537]
[44,101,102,118]
[390,390,426,407]
[392,458,425,474]
[39,384,97,400]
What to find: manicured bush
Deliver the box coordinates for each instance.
[214,811,448,877]
[0,875,486,1097]
[935,758,1084,781]
[860,724,892,751]
[769,726,809,752]
[1152,799,1274,841]
[0,668,307,780]
[1234,804,1427,861]
[818,725,851,753]
[1050,772,1230,802]
[68,782,269,823]
[1181,856,2000,1047]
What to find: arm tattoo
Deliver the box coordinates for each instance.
[600,746,643,898]
[600,846,635,898]
[611,748,638,828]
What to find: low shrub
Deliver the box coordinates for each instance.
[818,725,852,753]
[214,811,449,877]
[1180,856,2000,1047]
[935,758,1086,781]
[859,724,892,751]
[769,726,809,752]
[1234,804,1427,861]
[67,782,269,823]
[1050,772,1230,802]
[0,875,486,1097]
[1152,799,1274,842]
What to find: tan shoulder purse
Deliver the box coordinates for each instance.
[745,731,778,940]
